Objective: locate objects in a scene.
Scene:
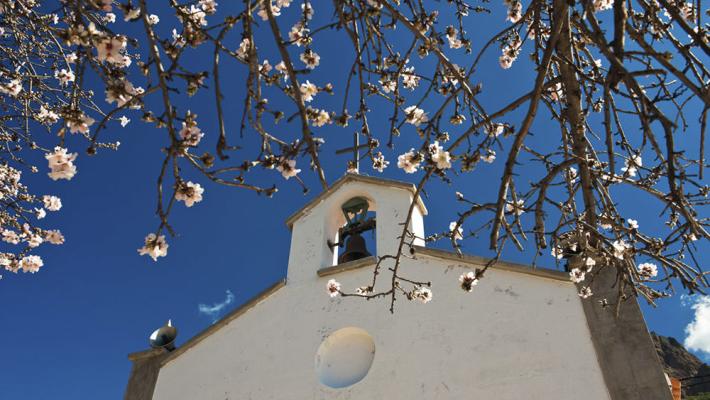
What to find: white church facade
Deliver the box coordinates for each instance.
[125,174,672,400]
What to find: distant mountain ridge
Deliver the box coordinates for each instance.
[652,332,710,396]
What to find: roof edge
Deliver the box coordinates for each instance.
[317,256,378,277]
[127,348,166,362]
[285,173,428,229]
[412,246,569,282]
[159,278,287,367]
[309,245,569,282]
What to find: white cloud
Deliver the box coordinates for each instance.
[684,295,710,357]
[680,294,695,307]
[198,290,235,323]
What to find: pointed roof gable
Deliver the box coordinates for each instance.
[285,173,428,229]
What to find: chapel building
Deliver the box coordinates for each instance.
[125,174,672,400]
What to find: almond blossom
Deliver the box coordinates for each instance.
[67,113,95,134]
[355,286,372,295]
[593,0,613,11]
[499,54,514,69]
[301,2,314,19]
[578,286,593,299]
[179,122,204,146]
[505,199,525,215]
[261,60,273,75]
[548,82,564,101]
[499,34,522,70]
[449,221,463,240]
[327,279,341,297]
[0,0,701,301]
[504,0,522,23]
[459,271,479,292]
[637,262,658,279]
[37,106,59,125]
[311,109,331,127]
[346,163,358,174]
[487,123,505,137]
[43,195,62,211]
[300,49,320,69]
[138,233,169,261]
[0,254,14,272]
[20,255,43,273]
[404,105,428,126]
[429,141,451,169]
[66,52,78,63]
[366,0,383,9]
[481,149,496,163]
[446,26,463,49]
[412,286,432,303]
[200,0,218,14]
[0,78,22,97]
[621,154,642,177]
[184,5,207,25]
[379,76,396,93]
[612,239,631,259]
[305,108,330,127]
[54,69,75,86]
[275,61,288,78]
[105,80,144,108]
[397,149,421,173]
[27,234,43,248]
[257,2,280,20]
[372,152,389,172]
[45,230,65,245]
[175,181,204,207]
[45,147,78,181]
[95,36,130,67]
[442,105,462,121]
[2,230,20,244]
[598,213,613,230]
[678,2,696,21]
[288,22,309,47]
[123,6,141,21]
[236,38,250,60]
[276,158,300,179]
[566,167,578,183]
[569,268,586,283]
[299,80,317,102]
[401,67,420,89]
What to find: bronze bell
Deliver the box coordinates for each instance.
[338,233,371,264]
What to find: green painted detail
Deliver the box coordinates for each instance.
[341,197,369,228]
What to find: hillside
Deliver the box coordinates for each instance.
[652,333,710,397]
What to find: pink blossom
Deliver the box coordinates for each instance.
[20,255,43,273]
[138,234,169,261]
[327,279,341,297]
[45,147,78,181]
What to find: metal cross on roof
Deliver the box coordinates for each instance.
[334,130,369,174]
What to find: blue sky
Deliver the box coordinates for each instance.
[0,2,707,399]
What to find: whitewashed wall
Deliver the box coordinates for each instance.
[151,178,610,400]
[152,255,610,400]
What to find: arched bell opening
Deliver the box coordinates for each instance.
[327,196,377,266]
